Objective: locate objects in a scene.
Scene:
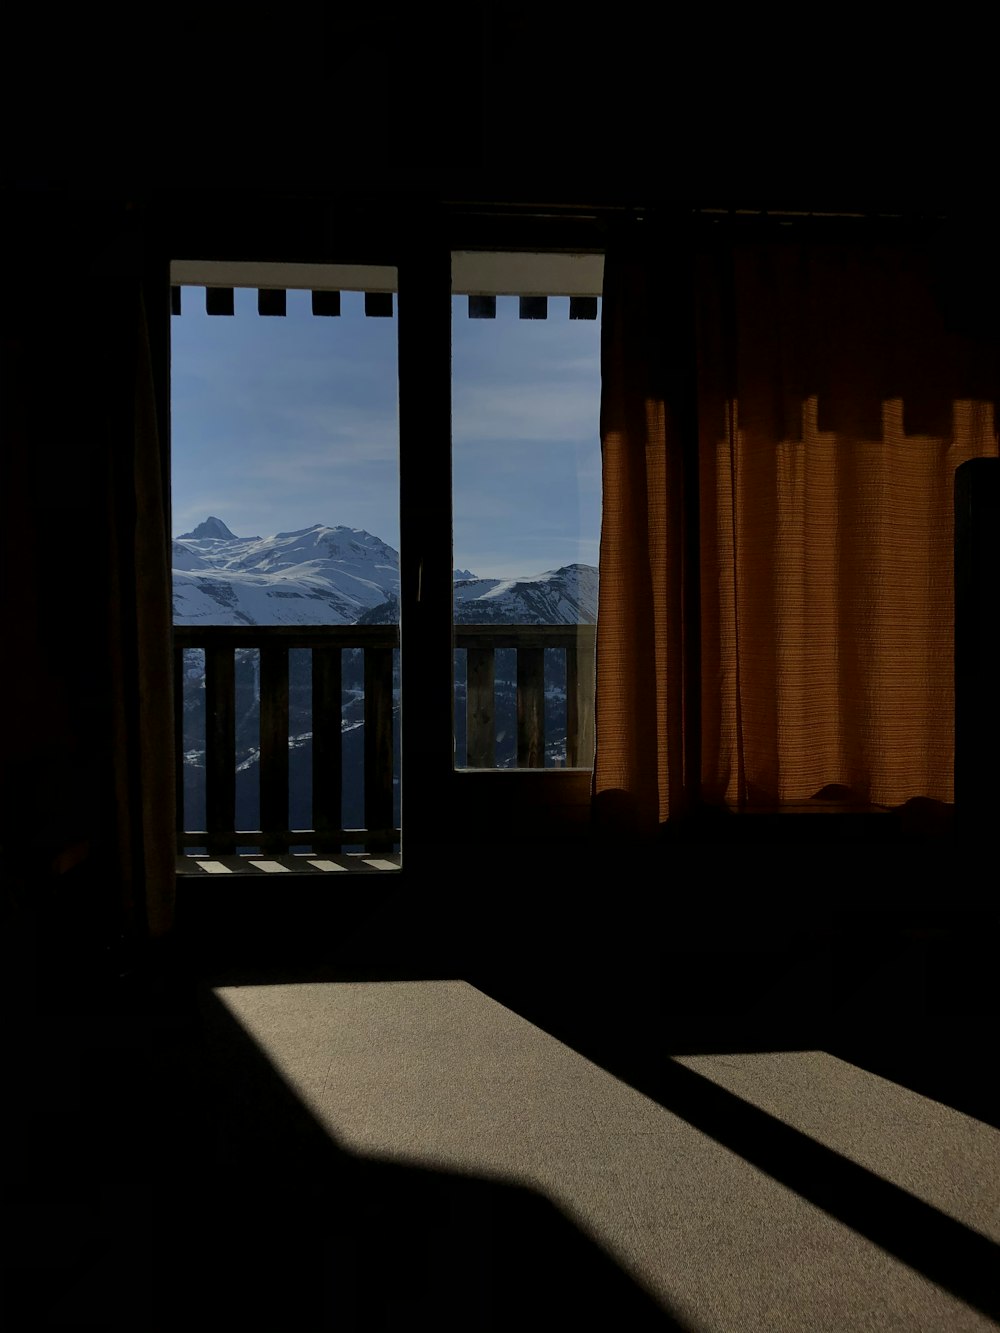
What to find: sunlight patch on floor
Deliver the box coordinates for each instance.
[674,1050,1000,1243]
[212,979,998,1332]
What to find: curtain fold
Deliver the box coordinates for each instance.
[3,199,176,946]
[592,220,699,834]
[594,220,1000,834]
[99,251,176,941]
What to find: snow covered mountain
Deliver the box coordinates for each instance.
[172,520,597,625]
[175,521,600,823]
[452,565,598,625]
[178,516,244,541]
[172,522,402,626]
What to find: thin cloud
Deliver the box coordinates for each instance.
[173,289,600,574]
[453,382,599,444]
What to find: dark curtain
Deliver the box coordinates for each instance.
[101,264,176,940]
[2,197,175,943]
[593,217,1000,835]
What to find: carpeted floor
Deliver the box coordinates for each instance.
[3,855,998,1330]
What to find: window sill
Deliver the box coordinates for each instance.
[662,798,954,843]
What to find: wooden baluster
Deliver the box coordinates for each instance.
[517,645,545,768]
[312,642,343,848]
[467,645,496,768]
[577,628,596,769]
[567,629,596,768]
[364,645,394,848]
[564,639,577,769]
[259,642,289,847]
[205,641,235,853]
[357,647,394,847]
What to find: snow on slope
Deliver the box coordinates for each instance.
[172,520,597,626]
[172,522,401,625]
[452,563,598,625]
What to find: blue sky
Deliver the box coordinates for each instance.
[171,288,602,579]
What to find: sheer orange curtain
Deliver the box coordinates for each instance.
[593,217,1000,836]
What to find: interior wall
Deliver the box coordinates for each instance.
[2,198,118,881]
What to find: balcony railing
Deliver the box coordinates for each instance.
[174,623,595,858]
[455,625,595,769]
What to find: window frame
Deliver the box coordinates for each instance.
[441,247,605,847]
[168,258,403,860]
[167,222,609,872]
[449,249,604,780]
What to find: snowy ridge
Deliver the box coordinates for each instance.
[173,520,597,626]
[177,516,242,541]
[172,522,401,626]
[452,563,598,625]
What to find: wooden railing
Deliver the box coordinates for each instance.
[173,622,595,855]
[174,624,398,855]
[456,624,596,769]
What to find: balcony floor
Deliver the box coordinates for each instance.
[176,851,402,876]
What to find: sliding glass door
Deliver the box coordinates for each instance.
[170,262,401,869]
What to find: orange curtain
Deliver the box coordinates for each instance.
[594,219,1000,835]
[593,222,699,833]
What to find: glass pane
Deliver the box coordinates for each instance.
[171,275,401,860]
[451,276,601,770]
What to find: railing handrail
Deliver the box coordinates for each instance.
[174,622,593,646]
[455,623,595,649]
[174,624,399,648]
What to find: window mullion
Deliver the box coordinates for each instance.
[397,240,454,863]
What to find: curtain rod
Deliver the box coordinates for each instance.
[689,207,947,222]
[440,198,947,220]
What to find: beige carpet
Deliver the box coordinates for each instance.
[213,977,1000,1331]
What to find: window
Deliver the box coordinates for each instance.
[167,242,608,869]
[170,261,402,868]
[450,252,604,772]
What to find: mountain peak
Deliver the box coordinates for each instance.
[179,516,239,540]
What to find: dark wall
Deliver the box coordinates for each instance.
[1,198,121,872]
